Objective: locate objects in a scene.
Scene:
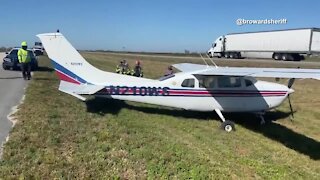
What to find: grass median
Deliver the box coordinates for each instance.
[0,53,319,179]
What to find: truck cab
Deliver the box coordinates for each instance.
[208,36,225,58]
[33,42,45,56]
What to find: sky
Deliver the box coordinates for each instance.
[0,0,319,52]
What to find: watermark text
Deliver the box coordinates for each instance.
[236,18,287,26]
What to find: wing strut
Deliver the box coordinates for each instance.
[205,53,218,68]
[199,53,209,67]
[199,53,218,68]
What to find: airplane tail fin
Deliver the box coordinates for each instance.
[36,33,108,100]
[37,33,99,84]
[37,33,151,100]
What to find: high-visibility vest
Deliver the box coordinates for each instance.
[18,48,31,63]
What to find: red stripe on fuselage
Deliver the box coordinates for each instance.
[168,90,286,96]
[55,69,81,85]
[97,87,287,97]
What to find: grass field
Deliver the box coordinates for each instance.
[305,56,320,62]
[0,52,319,179]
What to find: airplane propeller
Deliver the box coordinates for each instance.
[288,78,295,89]
[288,94,294,119]
[287,78,295,120]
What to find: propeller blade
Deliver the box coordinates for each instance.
[288,78,295,88]
[288,94,294,120]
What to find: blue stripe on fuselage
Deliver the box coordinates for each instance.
[51,60,88,84]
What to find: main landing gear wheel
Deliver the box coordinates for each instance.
[214,109,236,132]
[220,120,235,132]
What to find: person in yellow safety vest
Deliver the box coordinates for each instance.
[115,59,132,75]
[122,60,131,75]
[116,60,124,74]
[18,41,32,80]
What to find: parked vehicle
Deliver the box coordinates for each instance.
[33,42,45,56]
[2,48,38,70]
[208,28,320,61]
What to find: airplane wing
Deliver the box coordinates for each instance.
[173,63,320,80]
[173,63,211,72]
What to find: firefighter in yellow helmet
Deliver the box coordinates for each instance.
[18,41,32,80]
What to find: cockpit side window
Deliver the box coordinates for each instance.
[181,78,195,88]
[245,79,253,87]
[217,76,242,88]
[196,76,216,89]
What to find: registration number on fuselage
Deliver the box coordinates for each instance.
[103,86,170,96]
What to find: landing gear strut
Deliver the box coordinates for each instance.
[215,109,235,132]
[255,112,266,125]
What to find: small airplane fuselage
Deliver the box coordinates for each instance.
[94,73,292,113]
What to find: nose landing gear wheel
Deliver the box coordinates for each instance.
[220,120,235,132]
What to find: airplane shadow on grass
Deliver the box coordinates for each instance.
[86,97,320,160]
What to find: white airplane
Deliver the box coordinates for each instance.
[37,33,320,132]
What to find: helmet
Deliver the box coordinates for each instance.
[21,41,27,46]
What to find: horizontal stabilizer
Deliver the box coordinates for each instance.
[58,81,104,101]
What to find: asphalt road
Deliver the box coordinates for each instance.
[0,52,27,156]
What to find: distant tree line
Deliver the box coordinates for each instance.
[0,47,11,52]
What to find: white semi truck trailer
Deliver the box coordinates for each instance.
[207,28,320,61]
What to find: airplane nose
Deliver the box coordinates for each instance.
[288,88,295,94]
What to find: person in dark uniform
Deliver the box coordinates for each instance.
[133,60,143,77]
[164,65,174,76]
